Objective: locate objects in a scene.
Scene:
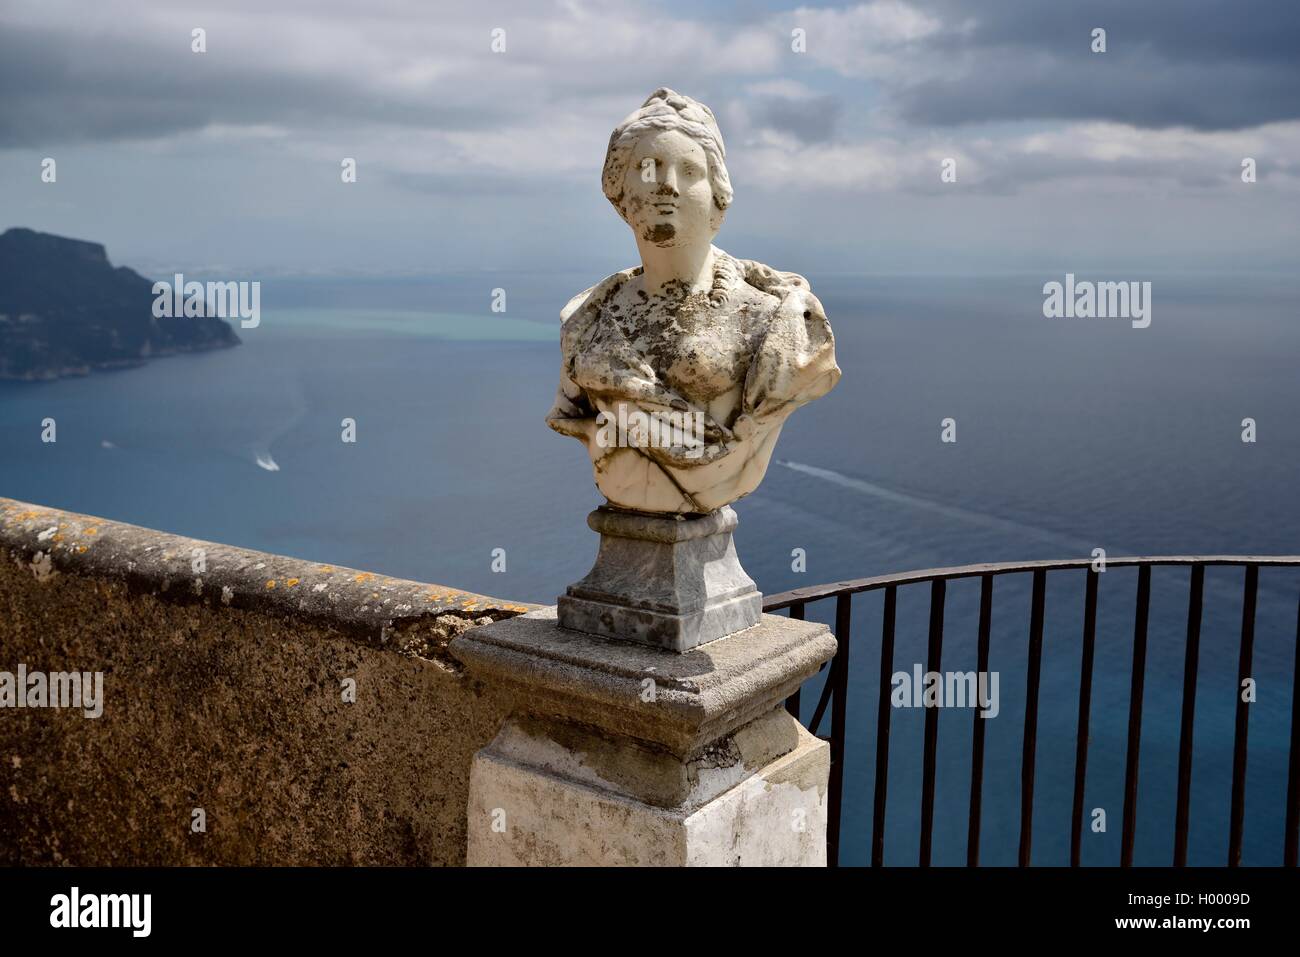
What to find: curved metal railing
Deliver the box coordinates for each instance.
[763,556,1300,868]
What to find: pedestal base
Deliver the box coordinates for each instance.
[451,607,837,867]
[558,505,761,652]
[466,713,828,866]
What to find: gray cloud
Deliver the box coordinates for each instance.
[892,0,1300,130]
[2,0,1296,277]
[0,22,521,148]
[896,57,1300,131]
[754,93,841,143]
[6,0,1296,155]
[0,0,777,151]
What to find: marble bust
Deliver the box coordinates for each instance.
[547,88,840,515]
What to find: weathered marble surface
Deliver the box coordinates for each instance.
[557,505,761,651]
[451,607,837,866]
[450,607,836,759]
[547,89,840,515]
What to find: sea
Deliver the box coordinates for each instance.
[2,272,1297,866]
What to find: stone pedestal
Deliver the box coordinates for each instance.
[557,505,762,652]
[450,607,836,867]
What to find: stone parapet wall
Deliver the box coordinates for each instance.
[0,497,533,865]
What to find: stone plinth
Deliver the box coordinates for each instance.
[558,505,762,652]
[450,607,836,866]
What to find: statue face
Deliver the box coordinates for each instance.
[622,129,716,249]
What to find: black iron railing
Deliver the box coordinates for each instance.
[764,557,1300,868]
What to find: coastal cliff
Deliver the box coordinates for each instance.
[0,228,240,381]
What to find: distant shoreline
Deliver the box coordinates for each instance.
[0,339,240,383]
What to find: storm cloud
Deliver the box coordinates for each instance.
[883,0,1300,130]
[2,0,1296,276]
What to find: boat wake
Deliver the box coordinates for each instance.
[775,459,1096,554]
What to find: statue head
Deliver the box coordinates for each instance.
[601,89,732,250]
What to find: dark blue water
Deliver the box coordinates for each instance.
[2,273,1296,865]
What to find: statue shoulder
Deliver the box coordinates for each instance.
[712,248,821,321]
[722,250,812,302]
[560,267,640,324]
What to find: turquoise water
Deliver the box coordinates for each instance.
[1,273,1296,865]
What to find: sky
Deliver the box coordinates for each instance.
[1,0,1298,280]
